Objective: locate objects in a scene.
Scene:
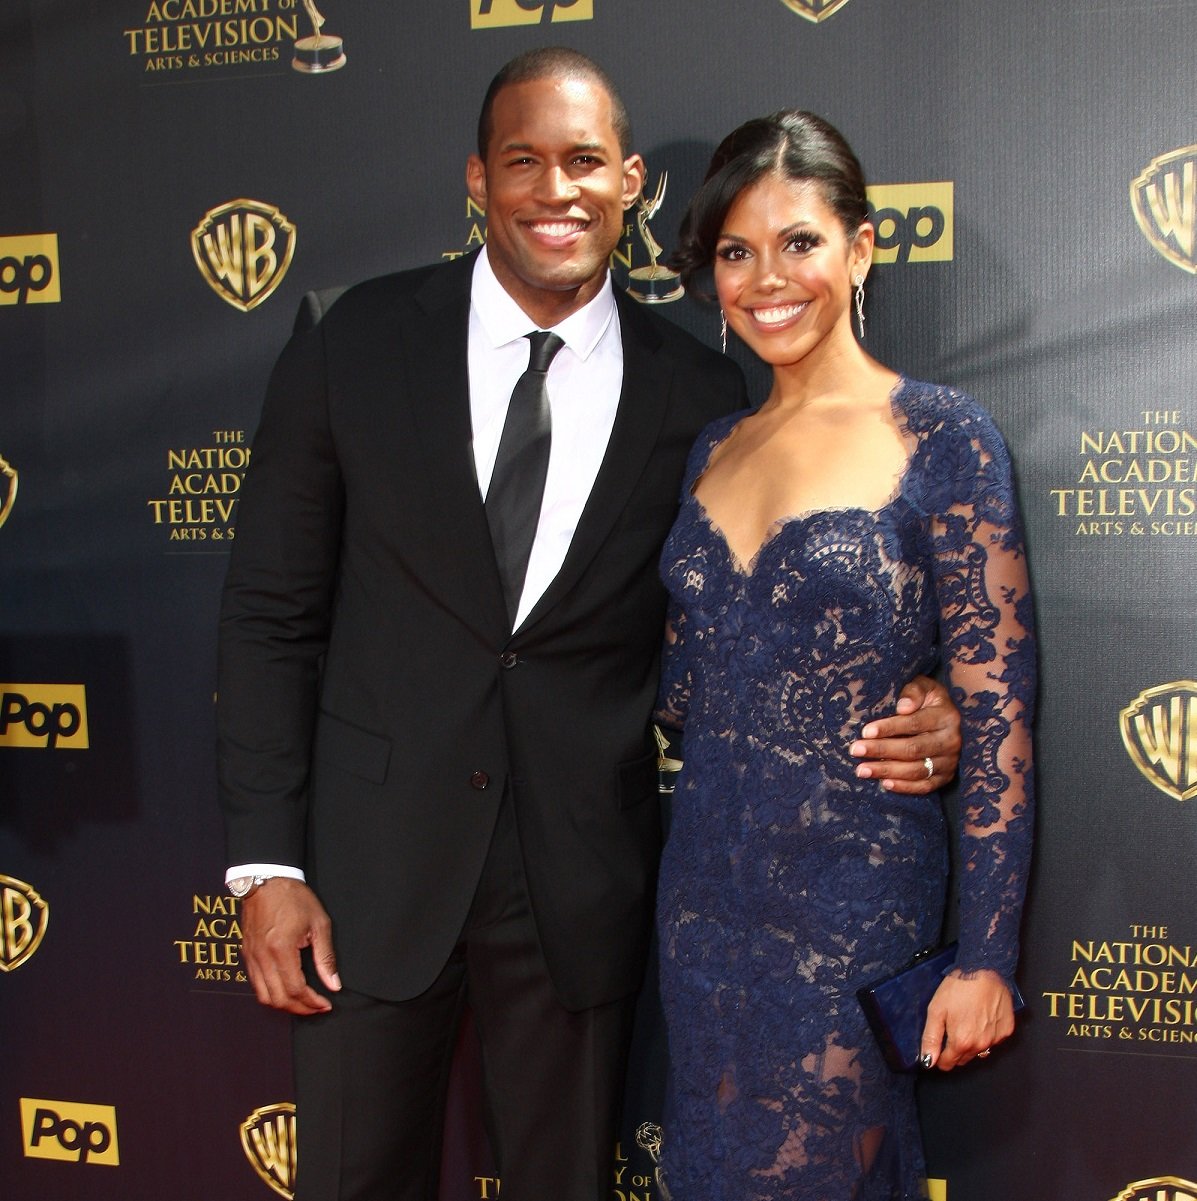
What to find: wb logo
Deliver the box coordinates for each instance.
[1120,681,1197,802]
[241,1103,297,1199]
[470,0,594,29]
[0,234,61,305]
[1132,145,1197,274]
[778,0,852,21]
[0,874,49,971]
[1112,1178,1197,1201]
[866,182,954,264]
[191,199,296,312]
[0,452,16,532]
[0,685,89,749]
[20,1099,120,1165]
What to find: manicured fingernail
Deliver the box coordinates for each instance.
[918,1053,933,1069]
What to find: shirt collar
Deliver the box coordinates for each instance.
[471,245,617,362]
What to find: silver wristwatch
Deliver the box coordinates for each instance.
[227,873,272,898]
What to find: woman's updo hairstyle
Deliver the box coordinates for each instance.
[672,110,869,289]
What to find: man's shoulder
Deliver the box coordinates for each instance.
[617,295,744,393]
[294,255,471,333]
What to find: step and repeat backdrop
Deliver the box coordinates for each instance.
[3,1,1197,1199]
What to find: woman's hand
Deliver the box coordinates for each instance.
[919,969,1016,1070]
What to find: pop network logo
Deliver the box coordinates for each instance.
[0,234,61,306]
[1120,681,1197,802]
[1131,145,1197,274]
[1,874,49,971]
[20,1099,120,1166]
[777,0,852,21]
[0,453,16,531]
[470,0,593,29]
[191,199,296,312]
[867,183,954,264]
[241,1103,297,1200]
[0,684,90,749]
[1111,1178,1197,1201]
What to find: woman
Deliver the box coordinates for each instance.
[654,111,1035,1200]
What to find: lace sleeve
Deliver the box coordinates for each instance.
[654,602,690,732]
[909,392,1037,983]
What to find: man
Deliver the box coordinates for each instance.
[217,48,960,1201]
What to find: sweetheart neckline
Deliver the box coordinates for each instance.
[689,491,909,579]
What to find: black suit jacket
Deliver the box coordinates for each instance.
[217,252,746,1009]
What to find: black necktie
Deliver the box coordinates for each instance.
[486,330,565,625]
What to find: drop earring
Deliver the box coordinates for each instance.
[853,273,865,340]
[720,309,728,354]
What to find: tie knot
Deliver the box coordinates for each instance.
[525,330,565,374]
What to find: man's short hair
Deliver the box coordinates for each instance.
[476,47,633,159]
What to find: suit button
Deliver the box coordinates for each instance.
[500,651,518,669]
[470,771,490,790]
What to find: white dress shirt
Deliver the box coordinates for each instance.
[469,246,624,629]
[226,248,625,889]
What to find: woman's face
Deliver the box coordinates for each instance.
[713,171,873,371]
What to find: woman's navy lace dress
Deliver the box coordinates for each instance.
[655,379,1036,1201]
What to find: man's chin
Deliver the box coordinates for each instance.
[522,258,607,295]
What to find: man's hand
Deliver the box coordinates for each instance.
[849,674,961,794]
[241,878,340,1015]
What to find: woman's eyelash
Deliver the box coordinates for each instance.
[784,231,820,251]
[715,233,822,260]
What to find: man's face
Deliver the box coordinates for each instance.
[467,73,645,328]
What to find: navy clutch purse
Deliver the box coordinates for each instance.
[856,943,1025,1072]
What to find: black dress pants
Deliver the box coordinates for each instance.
[292,798,637,1201]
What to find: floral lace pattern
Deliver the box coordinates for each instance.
[655,379,1036,1200]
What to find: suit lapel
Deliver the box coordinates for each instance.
[394,253,510,639]
[517,289,672,633]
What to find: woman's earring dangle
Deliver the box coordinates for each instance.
[853,273,866,340]
[720,309,728,354]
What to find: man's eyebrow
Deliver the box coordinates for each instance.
[496,140,608,154]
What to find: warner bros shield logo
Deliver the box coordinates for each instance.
[1111,1177,1197,1201]
[191,199,297,312]
[0,874,49,971]
[1120,681,1197,802]
[778,0,853,21]
[0,453,16,532]
[1131,145,1197,274]
[241,1103,297,1199]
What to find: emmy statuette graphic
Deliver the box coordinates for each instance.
[636,1122,673,1201]
[627,173,684,304]
[293,0,346,74]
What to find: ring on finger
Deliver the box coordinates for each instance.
[922,756,934,779]
[977,1048,991,1058]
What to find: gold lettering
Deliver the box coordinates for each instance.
[2,888,34,960]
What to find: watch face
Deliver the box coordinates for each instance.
[227,876,254,897]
